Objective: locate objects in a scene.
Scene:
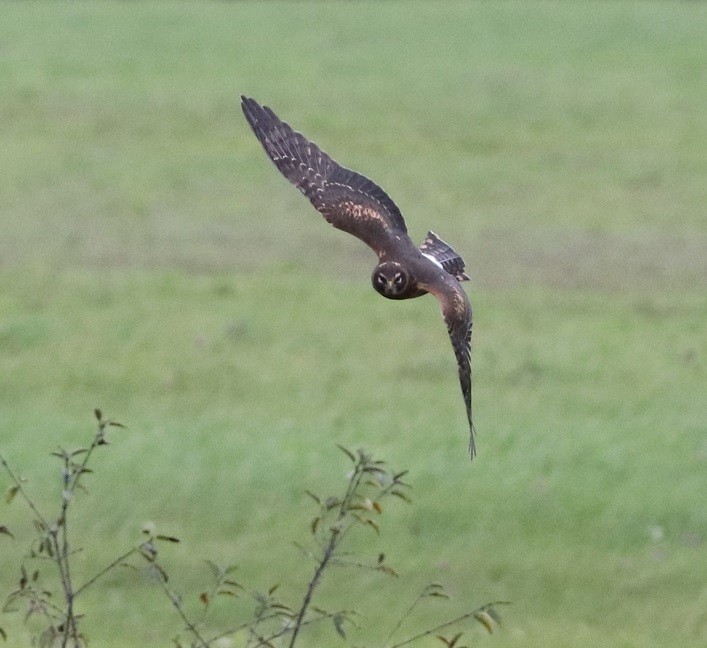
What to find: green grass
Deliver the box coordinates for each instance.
[1,1,706,647]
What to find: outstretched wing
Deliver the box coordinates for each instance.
[421,272,475,457]
[419,230,470,281]
[242,96,409,258]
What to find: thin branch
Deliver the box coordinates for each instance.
[161,579,209,648]
[287,456,367,648]
[203,612,283,647]
[384,584,449,644]
[74,546,139,597]
[0,453,49,529]
[387,602,510,648]
[252,609,352,648]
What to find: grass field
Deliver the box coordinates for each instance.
[1,1,706,647]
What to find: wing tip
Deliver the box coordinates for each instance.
[467,423,477,460]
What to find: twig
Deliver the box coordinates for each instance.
[286,454,367,648]
[74,546,139,597]
[0,453,49,529]
[160,579,209,648]
[387,602,510,648]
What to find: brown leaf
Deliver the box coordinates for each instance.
[200,592,209,606]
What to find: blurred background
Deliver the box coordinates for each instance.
[1,2,705,647]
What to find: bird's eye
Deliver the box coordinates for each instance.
[376,274,387,286]
[393,272,405,286]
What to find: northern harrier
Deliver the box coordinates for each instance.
[241,96,476,457]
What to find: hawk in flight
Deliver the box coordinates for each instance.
[241,96,476,457]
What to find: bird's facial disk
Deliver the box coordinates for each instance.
[372,264,410,299]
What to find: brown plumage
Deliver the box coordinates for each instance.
[241,96,476,457]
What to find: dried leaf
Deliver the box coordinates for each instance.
[474,610,495,635]
[390,490,412,504]
[324,497,341,510]
[204,559,221,578]
[44,537,54,557]
[200,592,209,606]
[304,490,321,505]
[422,583,447,596]
[336,444,356,462]
[4,486,19,505]
[94,408,103,421]
[372,501,383,514]
[156,535,180,543]
[310,516,320,535]
[377,552,385,564]
[356,516,379,534]
[484,605,504,624]
[33,520,47,533]
[140,541,158,561]
[436,633,462,648]
[216,588,239,598]
[333,613,347,638]
[426,591,450,599]
[377,564,399,578]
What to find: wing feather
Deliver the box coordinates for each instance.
[421,272,475,457]
[419,231,470,281]
[242,96,408,257]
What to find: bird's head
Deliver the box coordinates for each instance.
[371,262,413,299]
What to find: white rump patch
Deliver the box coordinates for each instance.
[421,252,444,270]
